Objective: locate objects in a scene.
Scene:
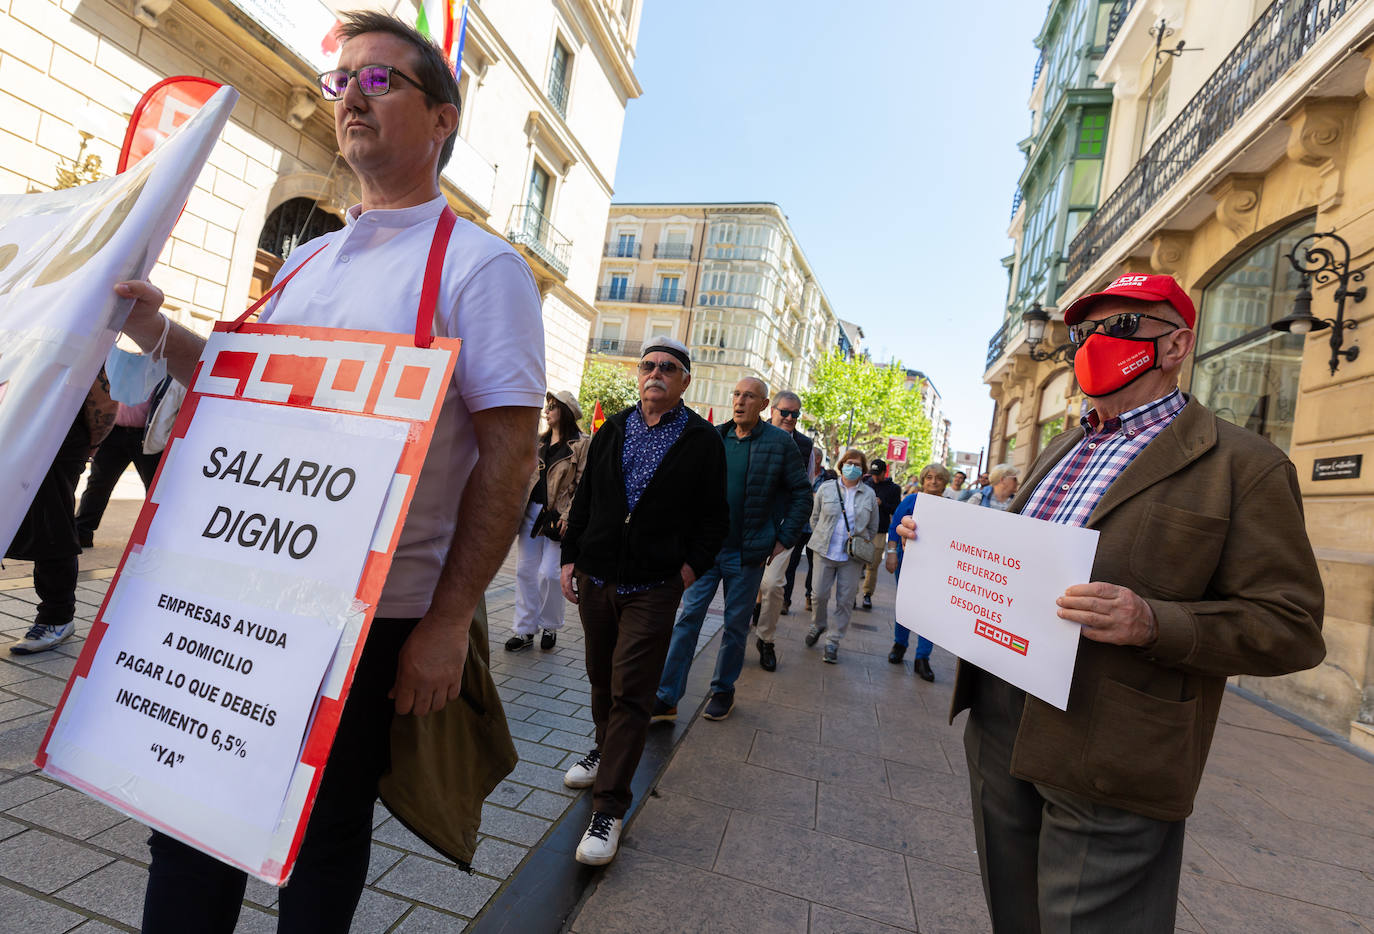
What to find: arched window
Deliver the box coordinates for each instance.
[1192,218,1315,452]
[257,197,343,261]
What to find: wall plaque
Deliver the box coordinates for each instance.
[1312,454,1362,481]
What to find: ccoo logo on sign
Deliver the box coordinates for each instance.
[973,618,1029,656]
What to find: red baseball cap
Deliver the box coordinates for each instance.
[1061,273,1196,328]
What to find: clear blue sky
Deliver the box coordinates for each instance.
[611,0,1048,457]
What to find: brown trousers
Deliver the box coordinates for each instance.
[575,571,685,818]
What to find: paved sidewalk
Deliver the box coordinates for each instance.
[569,570,1374,934]
[0,545,723,933]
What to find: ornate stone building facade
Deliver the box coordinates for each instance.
[985,0,1374,747]
[589,202,839,415]
[0,0,644,394]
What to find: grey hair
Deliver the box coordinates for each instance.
[989,462,1020,484]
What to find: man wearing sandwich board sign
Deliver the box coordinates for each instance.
[41,13,543,931]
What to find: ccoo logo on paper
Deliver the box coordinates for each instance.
[973,618,1029,656]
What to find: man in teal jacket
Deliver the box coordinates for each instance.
[652,377,812,721]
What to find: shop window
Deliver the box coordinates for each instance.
[1191,218,1315,453]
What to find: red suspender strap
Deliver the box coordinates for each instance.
[226,204,456,341]
[415,206,457,348]
[226,243,329,331]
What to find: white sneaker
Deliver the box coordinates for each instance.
[564,748,601,789]
[575,811,622,865]
[9,621,75,656]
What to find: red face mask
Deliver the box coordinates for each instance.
[1073,333,1160,397]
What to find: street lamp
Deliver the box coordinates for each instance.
[1021,302,1076,363]
[1271,231,1363,375]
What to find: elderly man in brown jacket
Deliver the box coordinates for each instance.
[900,274,1324,932]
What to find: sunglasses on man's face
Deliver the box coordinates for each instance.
[1068,312,1180,345]
[775,408,800,419]
[317,65,432,101]
[638,359,681,376]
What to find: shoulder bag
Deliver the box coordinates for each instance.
[834,480,876,564]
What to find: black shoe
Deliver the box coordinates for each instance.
[780,601,790,616]
[804,624,825,647]
[888,643,906,664]
[914,658,935,682]
[757,638,777,672]
[650,698,677,724]
[862,594,873,610]
[504,634,534,652]
[540,629,557,650]
[703,692,735,721]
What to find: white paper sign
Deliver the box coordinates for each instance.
[44,395,407,846]
[895,493,1099,710]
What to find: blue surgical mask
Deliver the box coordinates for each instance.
[105,319,169,404]
[105,345,167,404]
[841,464,862,481]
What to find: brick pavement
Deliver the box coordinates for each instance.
[0,547,723,933]
[569,568,1374,934]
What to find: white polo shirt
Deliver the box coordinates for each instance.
[260,195,546,617]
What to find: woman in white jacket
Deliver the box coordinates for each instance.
[804,447,879,663]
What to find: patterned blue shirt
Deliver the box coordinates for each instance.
[622,401,688,511]
[590,401,689,594]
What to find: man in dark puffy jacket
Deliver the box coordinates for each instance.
[652,377,811,723]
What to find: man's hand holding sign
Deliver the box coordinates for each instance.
[894,516,1158,648]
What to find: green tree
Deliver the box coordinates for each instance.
[799,349,934,483]
[577,357,637,432]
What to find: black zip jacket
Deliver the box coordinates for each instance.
[560,404,728,586]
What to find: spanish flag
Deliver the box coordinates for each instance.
[417,0,469,75]
[592,400,606,434]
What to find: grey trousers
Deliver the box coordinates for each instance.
[811,555,861,646]
[964,672,1185,933]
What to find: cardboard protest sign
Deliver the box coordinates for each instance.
[39,323,460,884]
[0,87,239,555]
[894,493,1098,710]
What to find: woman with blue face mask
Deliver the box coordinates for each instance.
[803,448,879,664]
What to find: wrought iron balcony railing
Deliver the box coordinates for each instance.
[1066,0,1355,287]
[547,70,569,118]
[985,315,1026,370]
[587,338,642,357]
[596,285,689,305]
[507,204,571,277]
[1105,0,1138,48]
[654,243,693,260]
[604,241,640,258]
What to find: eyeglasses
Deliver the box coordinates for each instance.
[317,65,433,101]
[638,359,681,376]
[1068,312,1180,345]
[775,408,800,419]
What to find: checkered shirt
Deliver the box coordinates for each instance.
[1020,390,1186,527]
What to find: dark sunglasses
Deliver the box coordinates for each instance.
[775,408,800,419]
[317,65,433,101]
[1068,312,1180,345]
[638,359,681,376]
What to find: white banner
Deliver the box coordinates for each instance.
[895,493,1099,710]
[0,87,240,553]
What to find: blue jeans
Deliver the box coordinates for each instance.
[657,548,767,703]
[892,563,932,658]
